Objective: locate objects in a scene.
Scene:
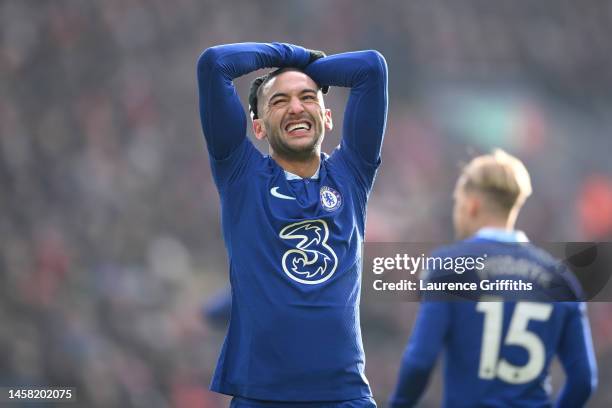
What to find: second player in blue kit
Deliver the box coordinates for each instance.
[197,43,387,406]
[389,150,597,407]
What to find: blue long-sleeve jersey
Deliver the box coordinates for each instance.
[390,230,597,408]
[197,43,387,401]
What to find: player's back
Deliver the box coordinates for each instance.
[390,151,598,408]
[433,238,585,407]
[443,301,579,407]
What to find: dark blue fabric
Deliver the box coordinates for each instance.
[197,43,387,401]
[390,238,597,407]
[203,287,232,328]
[230,396,377,408]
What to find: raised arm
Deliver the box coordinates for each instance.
[304,50,388,165]
[556,303,597,408]
[197,43,311,160]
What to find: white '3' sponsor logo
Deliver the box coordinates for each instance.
[279,219,338,285]
[270,186,295,200]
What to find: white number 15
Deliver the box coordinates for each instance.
[476,301,553,384]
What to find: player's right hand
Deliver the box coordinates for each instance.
[306,48,326,64]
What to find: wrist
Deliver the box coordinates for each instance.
[273,42,311,68]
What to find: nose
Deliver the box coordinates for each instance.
[287,96,305,114]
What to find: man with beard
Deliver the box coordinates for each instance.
[197,43,387,407]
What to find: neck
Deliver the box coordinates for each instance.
[472,216,514,235]
[470,203,520,235]
[272,152,321,178]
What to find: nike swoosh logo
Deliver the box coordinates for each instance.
[270,187,296,200]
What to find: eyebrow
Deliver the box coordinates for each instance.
[268,88,318,102]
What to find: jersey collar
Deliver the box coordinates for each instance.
[473,227,529,243]
[284,168,320,180]
[269,152,327,180]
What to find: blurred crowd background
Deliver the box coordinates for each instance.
[1,0,612,407]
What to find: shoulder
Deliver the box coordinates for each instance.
[327,144,381,186]
[210,138,267,189]
[520,243,585,300]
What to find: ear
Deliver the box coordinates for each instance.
[324,108,333,132]
[253,118,267,140]
[467,195,481,218]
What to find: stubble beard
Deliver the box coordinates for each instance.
[266,120,324,162]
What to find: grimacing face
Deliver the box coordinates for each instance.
[254,70,332,160]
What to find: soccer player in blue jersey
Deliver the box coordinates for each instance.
[197,43,387,407]
[389,150,597,407]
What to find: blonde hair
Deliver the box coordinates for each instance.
[457,149,532,213]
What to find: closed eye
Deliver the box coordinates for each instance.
[270,98,288,106]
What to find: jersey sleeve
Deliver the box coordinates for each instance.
[304,50,388,193]
[196,43,311,187]
[555,302,597,408]
[203,286,232,328]
[389,301,451,408]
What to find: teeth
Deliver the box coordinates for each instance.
[287,122,310,132]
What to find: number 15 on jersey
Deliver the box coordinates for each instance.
[477,301,553,384]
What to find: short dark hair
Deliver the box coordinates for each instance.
[248,68,329,119]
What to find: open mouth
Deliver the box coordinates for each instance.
[284,120,312,134]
